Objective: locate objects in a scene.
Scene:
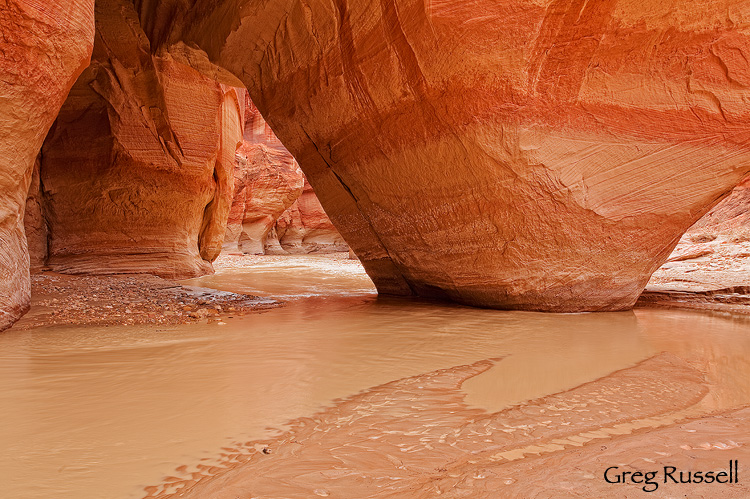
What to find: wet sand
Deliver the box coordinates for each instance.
[148,353,728,498]
[14,272,277,331]
[3,254,750,498]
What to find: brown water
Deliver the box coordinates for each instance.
[1,256,750,498]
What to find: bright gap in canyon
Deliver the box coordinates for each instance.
[2,1,750,498]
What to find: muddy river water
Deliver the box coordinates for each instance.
[1,257,749,498]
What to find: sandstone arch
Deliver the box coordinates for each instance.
[4,0,750,331]
[133,0,750,311]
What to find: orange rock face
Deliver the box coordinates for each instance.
[0,0,95,331]
[224,97,305,255]
[684,179,750,240]
[38,0,243,279]
[136,0,750,311]
[272,180,350,255]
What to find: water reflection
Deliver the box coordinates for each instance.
[0,257,749,498]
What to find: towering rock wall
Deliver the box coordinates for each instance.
[0,0,95,331]
[38,0,244,279]
[5,0,750,331]
[133,0,750,311]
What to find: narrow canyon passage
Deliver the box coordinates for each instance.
[1,257,749,498]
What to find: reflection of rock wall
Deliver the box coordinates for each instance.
[38,0,243,280]
[224,96,305,255]
[269,180,349,255]
[0,0,95,331]
[224,97,346,255]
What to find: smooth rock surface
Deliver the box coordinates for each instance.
[132,0,750,311]
[0,0,94,331]
[39,0,244,280]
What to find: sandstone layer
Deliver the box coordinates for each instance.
[225,96,347,255]
[0,0,95,331]
[642,179,750,313]
[224,97,305,255]
[134,0,750,311]
[271,179,350,255]
[37,0,244,280]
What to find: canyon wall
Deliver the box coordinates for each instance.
[5,0,750,331]
[0,0,95,331]
[225,97,347,255]
[224,96,305,255]
[271,180,350,255]
[653,178,750,285]
[38,0,244,279]
[133,0,750,311]
[684,179,750,241]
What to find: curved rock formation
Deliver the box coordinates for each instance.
[132,0,750,311]
[39,0,244,279]
[645,178,750,299]
[684,178,750,240]
[224,96,305,255]
[272,180,350,255]
[0,0,95,331]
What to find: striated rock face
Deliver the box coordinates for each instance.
[224,96,347,255]
[272,180,350,255]
[684,179,750,241]
[224,96,305,255]
[0,0,95,331]
[646,177,750,297]
[39,0,244,280]
[135,0,750,311]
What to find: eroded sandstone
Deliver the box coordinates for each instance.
[35,0,244,280]
[0,0,95,331]
[133,0,750,311]
[271,179,350,255]
[224,96,305,254]
[642,179,750,312]
[225,96,347,255]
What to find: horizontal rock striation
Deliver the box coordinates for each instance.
[0,0,95,331]
[132,0,750,311]
[39,0,244,280]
